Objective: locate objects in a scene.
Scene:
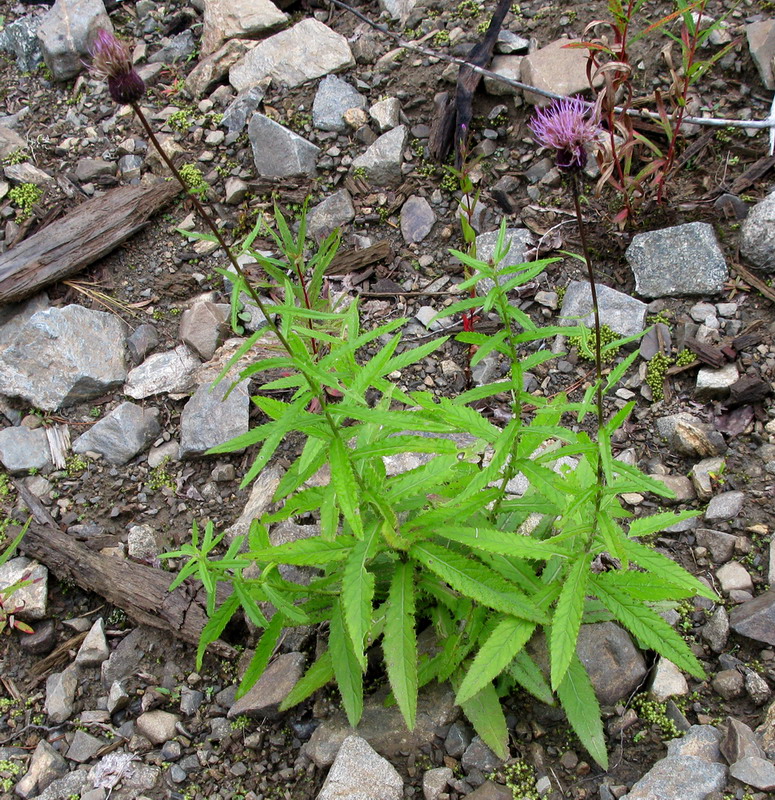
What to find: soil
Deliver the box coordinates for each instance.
[1,0,775,798]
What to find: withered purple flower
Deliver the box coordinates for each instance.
[528,96,599,172]
[89,29,145,105]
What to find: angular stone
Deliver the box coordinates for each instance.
[666,725,722,761]
[228,651,305,720]
[124,344,200,399]
[101,627,148,688]
[729,590,775,646]
[626,222,728,298]
[621,755,725,800]
[351,125,406,187]
[0,305,127,411]
[307,189,355,241]
[179,378,250,459]
[202,0,287,56]
[15,739,68,799]
[475,228,533,295]
[713,669,745,700]
[0,15,44,74]
[147,30,196,65]
[689,459,725,502]
[75,617,109,667]
[717,561,753,594]
[136,710,180,745]
[230,19,354,91]
[465,784,513,800]
[560,280,647,339]
[45,666,78,723]
[37,0,111,81]
[3,162,54,186]
[186,38,252,98]
[496,30,530,54]
[705,491,745,522]
[745,670,771,706]
[655,413,726,458]
[650,658,688,703]
[648,474,695,504]
[423,767,453,800]
[317,735,403,800]
[0,124,28,162]
[400,195,435,244]
[369,97,401,132]
[483,55,523,95]
[224,177,248,205]
[0,293,50,352]
[126,323,159,365]
[74,157,115,183]
[730,756,775,790]
[746,20,775,91]
[695,363,739,401]
[313,74,366,133]
[521,38,601,106]
[225,464,284,542]
[248,113,320,178]
[127,524,160,561]
[72,402,160,465]
[0,557,47,620]
[179,300,229,361]
[721,717,766,764]
[378,0,419,22]
[444,720,473,758]
[461,736,504,774]
[701,605,729,653]
[219,82,271,133]
[66,730,104,763]
[740,190,775,272]
[0,426,52,474]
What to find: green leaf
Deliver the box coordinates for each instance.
[550,555,590,691]
[410,543,548,623]
[456,616,534,705]
[627,510,701,539]
[329,436,363,537]
[249,537,355,566]
[280,650,335,711]
[235,613,285,699]
[439,525,571,561]
[329,599,364,726]
[383,561,418,729]
[596,570,696,601]
[591,576,706,678]
[196,593,240,669]
[556,655,608,769]
[509,651,554,705]
[620,537,716,600]
[457,680,509,760]
[342,527,378,669]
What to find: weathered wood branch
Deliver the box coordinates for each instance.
[0,182,179,305]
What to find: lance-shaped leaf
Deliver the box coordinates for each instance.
[329,436,363,538]
[557,655,608,769]
[236,613,285,699]
[383,561,418,729]
[510,651,554,705]
[329,599,364,726]
[550,554,590,691]
[280,650,335,712]
[342,527,378,669]
[456,680,509,760]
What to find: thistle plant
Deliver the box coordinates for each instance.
[91,28,715,770]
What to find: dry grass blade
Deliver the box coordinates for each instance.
[63,280,140,319]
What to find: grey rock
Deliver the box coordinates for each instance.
[220,82,271,133]
[0,426,52,474]
[3,161,53,185]
[317,734,403,800]
[179,299,229,361]
[369,97,401,132]
[648,473,695,504]
[136,710,180,745]
[444,720,473,758]
[0,15,43,73]
[740,190,775,272]
[701,605,729,653]
[45,666,79,723]
[695,363,739,401]
[66,730,104,763]
[721,717,765,763]
[101,627,148,688]
[705,491,745,522]
[464,783,513,800]
[224,177,248,205]
[117,154,143,180]
[180,687,204,716]
[560,280,647,339]
[483,55,524,95]
[179,378,250,459]
[147,30,196,64]
[308,189,355,241]
[20,618,57,655]
[745,669,771,706]
[0,305,127,411]
[0,292,49,351]
[689,459,726,502]
[202,0,287,55]
[757,700,775,758]
[378,0,418,22]
[462,736,504,774]
[74,157,115,183]
[655,413,726,458]
[0,557,47,619]
[75,617,109,667]
[401,195,436,243]
[474,228,533,295]
[72,402,160,465]
[127,524,160,561]
[521,38,600,105]
[35,770,90,800]
[695,528,736,563]
[147,440,178,468]
[729,590,775,646]
[746,20,775,91]
[625,222,728,298]
[225,464,284,542]
[313,74,366,132]
[496,30,530,54]
[126,324,159,365]
[185,38,252,98]
[423,767,452,800]
[107,680,130,714]
[351,125,407,187]
[716,561,753,594]
[712,669,745,700]
[124,344,200,399]
[576,622,647,705]
[37,0,111,81]
[15,739,68,799]
[730,756,775,790]
[230,19,354,91]
[666,724,721,761]
[621,753,725,799]
[650,658,688,703]
[248,113,320,178]
[228,651,305,719]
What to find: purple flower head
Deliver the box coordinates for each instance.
[528,96,599,172]
[89,29,145,105]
